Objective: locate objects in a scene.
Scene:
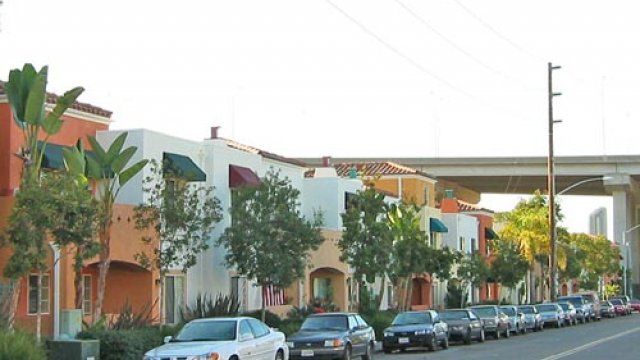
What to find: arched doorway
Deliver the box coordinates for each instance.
[309,267,346,311]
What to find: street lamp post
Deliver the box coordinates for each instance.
[551,176,611,299]
[622,224,640,297]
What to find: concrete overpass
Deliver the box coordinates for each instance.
[300,155,640,293]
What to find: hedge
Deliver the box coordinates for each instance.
[0,330,46,360]
[77,327,162,360]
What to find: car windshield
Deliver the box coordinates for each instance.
[392,312,432,325]
[439,310,468,320]
[558,303,570,311]
[300,316,348,331]
[537,304,557,312]
[558,297,582,306]
[471,307,496,317]
[610,299,623,305]
[500,307,515,316]
[518,307,534,314]
[174,320,236,342]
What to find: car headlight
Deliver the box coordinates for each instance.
[415,329,428,335]
[485,319,495,325]
[286,341,295,348]
[384,332,393,337]
[192,353,219,360]
[324,339,344,347]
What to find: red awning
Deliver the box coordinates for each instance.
[229,165,261,188]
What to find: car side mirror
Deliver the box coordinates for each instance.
[163,336,173,344]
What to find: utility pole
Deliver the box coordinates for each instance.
[548,62,562,301]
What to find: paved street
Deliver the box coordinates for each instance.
[376,314,640,360]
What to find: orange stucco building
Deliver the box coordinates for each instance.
[0,82,159,337]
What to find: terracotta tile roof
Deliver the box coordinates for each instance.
[332,161,436,180]
[222,138,308,168]
[458,200,494,214]
[0,80,113,118]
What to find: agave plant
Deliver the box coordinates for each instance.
[180,293,240,322]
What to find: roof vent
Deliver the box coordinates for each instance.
[444,189,455,198]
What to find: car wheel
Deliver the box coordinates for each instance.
[514,325,519,336]
[495,329,501,340]
[463,329,472,345]
[428,335,437,351]
[521,325,527,334]
[343,344,352,360]
[441,334,449,349]
[362,342,373,360]
[478,328,485,343]
[382,347,392,354]
[504,326,510,338]
[275,350,284,360]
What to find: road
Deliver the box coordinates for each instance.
[375,314,640,360]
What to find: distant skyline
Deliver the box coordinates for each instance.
[1,0,635,236]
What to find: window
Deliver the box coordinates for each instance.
[387,284,394,308]
[164,275,184,324]
[459,237,466,252]
[471,238,477,253]
[355,315,368,328]
[248,318,270,338]
[28,274,50,315]
[345,192,357,210]
[348,315,358,330]
[423,186,430,206]
[82,275,92,316]
[239,320,254,340]
[313,278,331,301]
[231,276,247,312]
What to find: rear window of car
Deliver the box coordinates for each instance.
[537,304,557,312]
[610,299,623,305]
[470,307,497,317]
[439,310,468,320]
[500,307,516,316]
[518,306,534,314]
[558,297,583,306]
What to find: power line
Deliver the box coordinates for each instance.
[394,0,542,92]
[325,0,476,100]
[451,0,545,63]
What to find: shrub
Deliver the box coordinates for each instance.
[361,311,395,340]
[0,330,46,360]
[181,293,240,322]
[77,327,162,360]
[243,310,281,328]
[109,300,157,330]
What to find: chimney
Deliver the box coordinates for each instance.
[210,126,220,139]
[322,156,332,167]
[440,189,459,213]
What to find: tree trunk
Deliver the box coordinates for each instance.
[159,274,165,325]
[93,223,112,324]
[528,265,536,304]
[261,285,266,322]
[74,262,83,310]
[405,277,414,310]
[376,276,385,310]
[7,279,21,331]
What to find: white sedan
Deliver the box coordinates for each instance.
[144,317,289,360]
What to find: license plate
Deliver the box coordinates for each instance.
[301,350,314,357]
[398,337,409,344]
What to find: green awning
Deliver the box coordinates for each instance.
[38,142,66,170]
[429,218,448,233]
[485,227,499,240]
[163,152,206,182]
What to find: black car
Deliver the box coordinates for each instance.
[468,305,510,339]
[287,312,375,360]
[382,310,449,353]
[438,309,485,344]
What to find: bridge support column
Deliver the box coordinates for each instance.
[605,174,640,296]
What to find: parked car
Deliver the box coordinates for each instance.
[575,291,601,320]
[610,295,632,315]
[287,313,375,360]
[609,298,628,316]
[468,305,510,339]
[500,305,527,335]
[557,295,589,323]
[144,317,289,360]
[517,305,543,332]
[537,303,564,328]
[557,302,577,326]
[438,309,485,345]
[629,298,640,312]
[382,310,449,353]
[600,300,616,318]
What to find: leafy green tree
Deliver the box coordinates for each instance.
[80,132,147,323]
[134,159,223,324]
[496,191,553,303]
[456,252,489,306]
[216,168,324,321]
[488,238,529,300]
[568,233,620,291]
[339,187,393,310]
[1,63,83,335]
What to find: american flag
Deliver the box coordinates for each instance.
[262,284,285,306]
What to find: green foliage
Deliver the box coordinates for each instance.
[445,280,465,309]
[0,330,46,360]
[77,327,162,360]
[216,168,324,313]
[457,252,489,290]
[134,159,223,274]
[243,310,282,328]
[278,320,302,336]
[339,187,393,309]
[180,293,240,322]
[488,238,529,289]
[360,311,396,340]
[108,300,157,330]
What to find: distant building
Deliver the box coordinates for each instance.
[589,207,607,237]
